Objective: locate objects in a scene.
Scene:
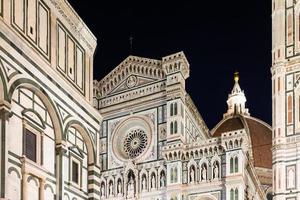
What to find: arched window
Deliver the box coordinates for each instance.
[234,188,238,200]
[174,167,178,182]
[287,13,293,45]
[287,95,293,124]
[170,122,174,135]
[174,121,178,134]
[234,157,239,173]
[174,103,178,115]
[287,166,295,189]
[170,168,174,183]
[230,189,234,200]
[170,103,174,116]
[229,188,238,200]
[230,157,234,173]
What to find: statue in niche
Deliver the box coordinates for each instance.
[160,173,165,187]
[142,176,146,191]
[201,165,207,181]
[117,180,122,195]
[109,182,113,196]
[151,175,156,189]
[101,184,105,197]
[127,175,135,197]
[214,164,219,179]
[190,167,195,183]
[128,177,134,191]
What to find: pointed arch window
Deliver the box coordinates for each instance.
[174,121,178,134]
[170,168,174,183]
[230,157,234,173]
[287,13,293,45]
[170,103,174,116]
[230,188,239,200]
[287,94,293,124]
[174,103,178,115]
[174,167,178,182]
[230,189,234,200]
[287,165,296,189]
[234,157,239,172]
[170,122,174,135]
[234,188,239,200]
[277,77,280,92]
[230,156,239,174]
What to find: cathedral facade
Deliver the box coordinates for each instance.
[93,54,272,200]
[0,0,274,200]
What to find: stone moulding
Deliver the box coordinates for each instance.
[49,0,97,52]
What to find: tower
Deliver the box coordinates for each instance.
[272,0,300,199]
[162,51,189,145]
[162,52,189,197]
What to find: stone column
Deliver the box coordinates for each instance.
[39,179,45,200]
[55,143,67,200]
[22,173,29,200]
[88,164,101,200]
[0,102,11,198]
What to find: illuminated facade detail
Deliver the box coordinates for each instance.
[123,128,148,159]
[93,54,272,200]
[0,0,101,199]
[272,0,300,199]
[0,0,273,199]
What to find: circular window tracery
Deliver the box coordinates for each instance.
[123,128,148,158]
[111,116,153,162]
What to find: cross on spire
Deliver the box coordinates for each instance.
[129,36,134,52]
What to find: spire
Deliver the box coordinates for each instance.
[224,72,249,118]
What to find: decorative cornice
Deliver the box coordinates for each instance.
[94,56,164,98]
[49,0,97,52]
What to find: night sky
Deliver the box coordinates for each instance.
[68,1,272,129]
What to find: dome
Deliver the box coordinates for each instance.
[211,114,272,169]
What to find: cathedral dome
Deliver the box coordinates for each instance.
[211,115,272,169]
[211,73,272,170]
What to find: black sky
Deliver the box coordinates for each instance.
[68,1,272,129]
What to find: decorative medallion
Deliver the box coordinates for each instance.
[126,76,137,88]
[123,128,148,158]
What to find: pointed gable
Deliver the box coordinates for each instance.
[94,56,165,98]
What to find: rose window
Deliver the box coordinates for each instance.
[111,117,153,162]
[123,129,148,158]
